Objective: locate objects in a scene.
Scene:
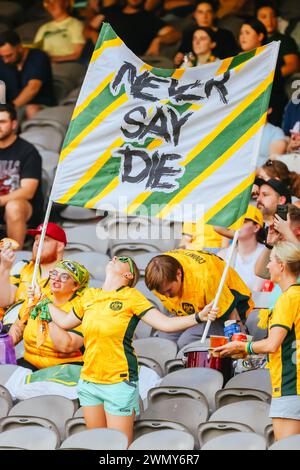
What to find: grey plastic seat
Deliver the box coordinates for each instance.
[129,430,194,450]
[201,432,267,450]
[60,206,99,221]
[0,416,60,443]
[198,421,254,447]
[148,386,209,411]
[65,417,86,437]
[133,338,177,375]
[140,396,208,446]
[164,359,185,374]
[134,252,162,275]
[60,429,128,450]
[160,368,223,413]
[215,388,271,408]
[176,339,211,359]
[0,426,59,450]
[138,357,163,377]
[21,125,65,153]
[245,310,268,341]
[0,365,20,386]
[225,370,272,395]
[67,251,110,281]
[64,224,109,253]
[8,395,77,439]
[134,419,190,441]
[269,434,300,450]
[265,424,275,448]
[209,401,271,435]
[0,385,13,418]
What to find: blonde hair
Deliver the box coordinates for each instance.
[273,242,300,277]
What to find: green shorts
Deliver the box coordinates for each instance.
[77,378,140,416]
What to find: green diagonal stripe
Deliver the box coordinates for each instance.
[134,82,272,215]
[228,49,257,70]
[95,22,118,50]
[67,156,121,206]
[206,184,253,227]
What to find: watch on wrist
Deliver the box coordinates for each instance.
[265,242,273,250]
[195,312,202,324]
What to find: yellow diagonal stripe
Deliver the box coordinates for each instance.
[203,172,256,224]
[181,70,274,167]
[57,138,124,205]
[216,57,233,75]
[126,193,152,215]
[59,94,128,163]
[156,113,266,219]
[91,38,123,63]
[72,72,115,121]
[234,45,267,73]
[85,176,119,208]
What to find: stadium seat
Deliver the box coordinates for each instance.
[0,415,60,443]
[225,369,272,395]
[198,421,254,447]
[60,429,128,450]
[147,386,209,411]
[0,385,13,418]
[15,20,45,43]
[160,367,223,413]
[0,365,20,386]
[176,339,211,359]
[138,357,163,377]
[134,280,164,312]
[21,124,65,153]
[265,424,275,448]
[65,408,86,438]
[164,359,185,374]
[2,302,23,326]
[59,206,100,222]
[134,418,190,441]
[215,388,271,409]
[133,338,177,375]
[139,396,209,447]
[201,432,267,450]
[209,401,272,435]
[64,224,109,254]
[245,310,268,341]
[8,395,77,440]
[59,87,81,106]
[133,252,162,275]
[0,2,23,24]
[67,251,110,281]
[129,429,194,450]
[134,320,154,340]
[24,105,74,130]
[0,426,59,450]
[269,434,300,450]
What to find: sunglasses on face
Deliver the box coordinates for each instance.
[117,257,134,276]
[49,270,72,283]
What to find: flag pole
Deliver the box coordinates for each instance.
[31,198,54,289]
[201,229,240,343]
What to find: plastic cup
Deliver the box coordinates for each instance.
[210,336,228,348]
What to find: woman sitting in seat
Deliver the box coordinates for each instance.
[9,260,89,371]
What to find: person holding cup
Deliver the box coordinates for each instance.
[215,242,300,442]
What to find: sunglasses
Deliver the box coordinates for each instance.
[117,257,134,276]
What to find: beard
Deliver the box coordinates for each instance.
[32,250,59,264]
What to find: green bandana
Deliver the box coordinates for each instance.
[55,260,90,293]
[30,297,52,322]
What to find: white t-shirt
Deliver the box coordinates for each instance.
[219,243,265,291]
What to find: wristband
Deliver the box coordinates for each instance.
[195,312,202,324]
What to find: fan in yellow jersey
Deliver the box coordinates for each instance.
[145,249,254,349]
[32,255,218,446]
[8,260,89,371]
[0,223,66,323]
[216,242,300,442]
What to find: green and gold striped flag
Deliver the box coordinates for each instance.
[51,23,279,226]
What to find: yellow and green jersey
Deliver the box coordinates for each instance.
[75,287,153,384]
[269,285,300,398]
[154,250,254,321]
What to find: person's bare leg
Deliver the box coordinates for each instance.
[4,200,32,248]
[106,411,135,446]
[273,418,300,441]
[83,404,107,429]
[25,104,43,120]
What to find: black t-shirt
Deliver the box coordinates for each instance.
[0,49,55,106]
[103,7,166,56]
[180,25,238,59]
[268,31,299,61]
[0,138,44,224]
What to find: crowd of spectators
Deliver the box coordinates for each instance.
[0,0,299,448]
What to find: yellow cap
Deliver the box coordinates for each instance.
[244,205,264,228]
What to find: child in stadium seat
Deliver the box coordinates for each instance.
[216,242,300,442]
[32,255,218,445]
[9,260,89,371]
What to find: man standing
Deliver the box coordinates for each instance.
[0,31,54,119]
[0,104,43,249]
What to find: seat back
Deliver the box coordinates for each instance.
[225,369,272,394]
[201,432,266,450]
[133,338,177,374]
[0,425,59,450]
[0,415,60,443]
[60,429,128,450]
[134,419,189,441]
[215,388,271,408]
[198,421,254,447]
[129,430,194,450]
[148,386,209,410]
[65,417,86,437]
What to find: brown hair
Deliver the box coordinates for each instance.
[262,160,300,198]
[288,204,300,225]
[145,255,183,292]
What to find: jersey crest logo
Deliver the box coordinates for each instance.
[182,303,195,315]
[110,301,123,311]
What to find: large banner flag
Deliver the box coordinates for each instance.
[51,23,279,226]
